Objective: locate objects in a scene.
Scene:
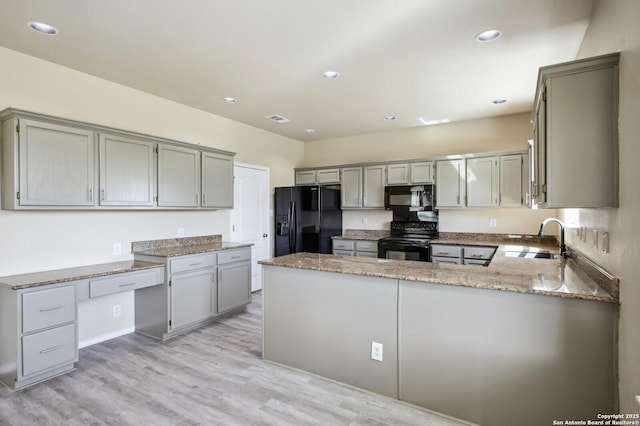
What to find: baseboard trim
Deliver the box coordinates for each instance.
[79,327,135,349]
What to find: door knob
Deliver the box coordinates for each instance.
[263,233,268,238]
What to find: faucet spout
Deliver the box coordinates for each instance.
[538,218,567,258]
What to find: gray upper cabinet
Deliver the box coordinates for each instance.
[157,144,201,207]
[99,133,155,206]
[363,165,385,208]
[410,161,435,184]
[340,167,363,208]
[202,152,234,208]
[436,159,465,208]
[532,53,619,208]
[466,157,498,208]
[386,164,409,185]
[1,108,235,211]
[294,168,340,185]
[5,118,96,208]
[499,154,526,208]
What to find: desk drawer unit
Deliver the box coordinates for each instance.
[22,285,75,334]
[89,268,163,298]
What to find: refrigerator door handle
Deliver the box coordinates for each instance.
[291,201,297,252]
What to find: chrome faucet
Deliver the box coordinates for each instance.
[538,218,567,258]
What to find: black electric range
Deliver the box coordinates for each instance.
[377,221,438,262]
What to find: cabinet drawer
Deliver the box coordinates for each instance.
[356,251,379,258]
[89,269,163,298]
[170,253,216,274]
[463,246,497,261]
[218,248,251,265]
[333,240,355,250]
[355,241,378,252]
[22,285,75,334]
[333,249,355,256]
[464,259,491,266]
[432,256,463,265]
[22,323,77,377]
[430,245,462,258]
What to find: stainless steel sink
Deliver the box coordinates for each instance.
[505,251,558,259]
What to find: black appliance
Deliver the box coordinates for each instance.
[275,186,342,256]
[378,220,438,262]
[384,184,435,221]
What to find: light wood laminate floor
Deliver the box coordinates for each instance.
[0,292,468,426]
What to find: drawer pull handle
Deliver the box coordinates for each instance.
[436,252,449,255]
[40,345,63,354]
[471,254,483,258]
[39,305,64,312]
[231,256,241,259]
[118,282,136,287]
[188,262,202,266]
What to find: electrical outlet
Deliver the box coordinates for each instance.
[489,219,497,228]
[113,243,121,255]
[371,341,383,362]
[112,304,122,317]
[178,227,185,237]
[362,216,368,225]
[601,232,609,253]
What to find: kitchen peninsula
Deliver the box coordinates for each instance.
[260,237,618,426]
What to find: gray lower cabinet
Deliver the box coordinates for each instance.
[217,249,251,314]
[333,239,378,258]
[134,248,251,341]
[0,282,78,391]
[431,244,496,266]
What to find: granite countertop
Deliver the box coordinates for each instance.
[260,235,618,303]
[131,234,253,257]
[0,260,164,291]
[332,229,390,241]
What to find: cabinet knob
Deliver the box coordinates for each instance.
[262,233,268,238]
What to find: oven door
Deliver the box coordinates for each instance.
[378,241,430,262]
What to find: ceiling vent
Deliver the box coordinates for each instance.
[266,114,291,123]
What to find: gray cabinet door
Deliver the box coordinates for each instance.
[99,133,155,206]
[170,268,216,329]
[363,165,385,208]
[386,164,409,185]
[157,144,200,207]
[466,157,498,207]
[340,167,362,208]
[435,159,464,208]
[499,154,524,207]
[218,261,251,314]
[18,119,95,206]
[410,161,435,183]
[202,152,233,208]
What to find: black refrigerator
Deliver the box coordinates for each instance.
[274,186,342,256]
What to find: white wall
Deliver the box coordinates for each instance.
[560,0,640,412]
[0,46,304,346]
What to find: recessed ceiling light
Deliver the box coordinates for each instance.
[419,117,450,126]
[28,21,59,36]
[322,71,341,79]
[475,29,502,42]
[492,98,508,104]
[222,97,238,104]
[305,129,316,133]
[384,116,397,121]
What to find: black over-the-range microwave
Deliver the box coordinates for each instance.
[384,184,436,211]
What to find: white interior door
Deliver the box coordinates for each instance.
[231,163,270,292]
